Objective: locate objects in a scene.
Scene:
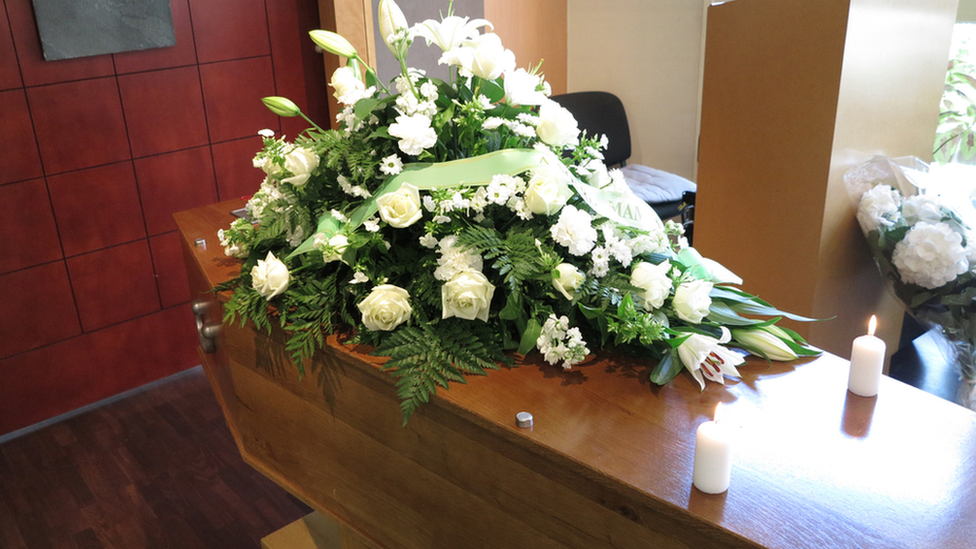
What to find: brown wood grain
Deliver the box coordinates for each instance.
[177,201,976,549]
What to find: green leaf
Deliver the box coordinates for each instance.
[354,97,382,120]
[518,319,543,355]
[648,350,684,385]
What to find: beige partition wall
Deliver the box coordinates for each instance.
[695,0,958,358]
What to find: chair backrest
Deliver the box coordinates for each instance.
[550,91,631,166]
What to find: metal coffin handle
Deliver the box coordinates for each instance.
[192,300,220,354]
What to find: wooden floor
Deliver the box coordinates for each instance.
[0,367,311,549]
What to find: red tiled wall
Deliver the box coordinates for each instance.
[0,0,328,436]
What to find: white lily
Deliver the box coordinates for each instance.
[412,15,492,52]
[676,327,745,390]
[731,326,798,361]
[378,0,409,55]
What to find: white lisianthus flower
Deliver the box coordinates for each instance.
[901,195,945,225]
[672,279,714,324]
[412,15,491,52]
[856,184,902,233]
[358,284,413,331]
[388,114,438,156]
[731,327,797,361]
[314,233,349,263]
[552,263,584,301]
[503,68,548,106]
[251,252,290,300]
[676,327,745,389]
[281,146,319,186]
[892,221,968,289]
[630,261,673,311]
[376,182,423,228]
[550,205,598,256]
[379,154,403,175]
[330,66,368,106]
[442,270,495,322]
[536,99,580,148]
[524,166,572,215]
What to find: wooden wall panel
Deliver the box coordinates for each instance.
[485,0,567,95]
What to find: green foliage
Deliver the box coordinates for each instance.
[935,57,976,164]
[373,319,511,423]
[607,294,666,346]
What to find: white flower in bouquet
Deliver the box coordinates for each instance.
[358,284,413,331]
[630,260,673,311]
[731,326,798,361]
[377,0,409,53]
[901,195,945,225]
[676,328,745,389]
[251,252,290,300]
[524,165,572,215]
[434,235,484,281]
[550,205,597,256]
[856,184,902,232]
[503,68,549,106]
[673,279,713,324]
[537,314,590,369]
[581,158,612,188]
[536,100,580,148]
[552,263,585,301]
[281,146,319,186]
[376,182,423,228]
[442,270,495,321]
[314,232,349,263]
[330,66,372,106]
[445,33,516,80]
[412,15,491,52]
[892,222,969,289]
[388,114,438,156]
[379,154,403,175]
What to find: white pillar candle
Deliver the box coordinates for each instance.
[692,403,733,494]
[848,315,886,397]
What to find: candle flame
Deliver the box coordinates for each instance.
[868,315,877,336]
[714,403,723,423]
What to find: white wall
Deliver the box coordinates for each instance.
[567,0,707,180]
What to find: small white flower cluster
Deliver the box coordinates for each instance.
[313,232,349,264]
[394,74,438,117]
[338,175,372,198]
[484,174,532,220]
[536,314,589,370]
[482,115,536,138]
[217,218,256,259]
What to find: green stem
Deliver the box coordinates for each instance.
[299,112,326,133]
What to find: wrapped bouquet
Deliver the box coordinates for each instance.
[216,0,820,420]
[847,156,976,406]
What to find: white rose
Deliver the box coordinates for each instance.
[892,221,968,289]
[536,99,580,148]
[442,270,495,321]
[251,252,290,300]
[388,114,438,156]
[856,184,901,233]
[630,261,673,310]
[552,263,584,301]
[376,183,423,228]
[524,167,571,215]
[330,66,368,106]
[358,284,412,331]
[281,147,319,186]
[672,279,713,324]
[253,155,282,177]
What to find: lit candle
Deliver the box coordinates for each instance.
[848,315,886,397]
[692,403,733,494]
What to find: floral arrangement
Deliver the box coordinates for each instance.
[215,0,820,421]
[846,156,976,387]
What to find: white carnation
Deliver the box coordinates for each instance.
[856,184,902,233]
[892,222,968,289]
[901,195,945,225]
[550,205,597,256]
[388,114,438,156]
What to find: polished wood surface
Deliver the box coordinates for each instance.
[178,200,976,549]
[0,366,310,549]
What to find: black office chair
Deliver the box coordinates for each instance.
[550,91,696,222]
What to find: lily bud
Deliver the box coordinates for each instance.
[309,30,359,59]
[378,0,408,54]
[731,327,798,361]
[261,96,301,117]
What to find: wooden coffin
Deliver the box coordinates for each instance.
[176,200,976,549]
